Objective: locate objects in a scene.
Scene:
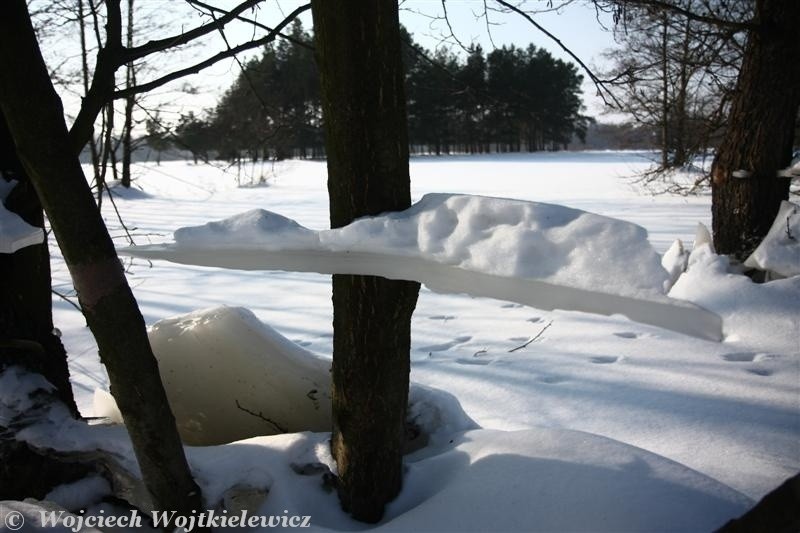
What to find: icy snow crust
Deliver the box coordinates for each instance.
[126,193,722,340]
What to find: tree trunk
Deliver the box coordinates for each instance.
[121,0,135,189]
[660,13,670,169]
[1,112,77,416]
[0,1,203,521]
[710,0,800,260]
[311,0,420,523]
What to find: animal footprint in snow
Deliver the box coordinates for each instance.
[613,332,638,339]
[527,317,543,323]
[428,315,456,322]
[501,303,524,309]
[417,335,472,352]
[746,368,773,377]
[721,352,756,362]
[538,375,567,384]
[590,356,619,365]
[455,357,492,366]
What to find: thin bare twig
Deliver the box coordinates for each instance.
[114,3,311,99]
[52,289,83,314]
[235,399,287,433]
[508,320,553,353]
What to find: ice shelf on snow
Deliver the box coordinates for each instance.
[122,193,722,340]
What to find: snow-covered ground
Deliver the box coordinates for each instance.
[41,152,798,531]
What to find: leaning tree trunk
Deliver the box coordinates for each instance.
[311,0,420,523]
[1,111,77,416]
[0,0,203,520]
[710,0,800,260]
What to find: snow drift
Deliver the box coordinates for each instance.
[123,193,722,340]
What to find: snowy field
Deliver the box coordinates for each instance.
[40,152,798,531]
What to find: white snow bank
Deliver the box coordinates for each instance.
[175,208,318,250]
[744,200,799,278]
[123,194,722,340]
[0,179,44,253]
[95,306,477,446]
[670,244,800,352]
[1,335,753,532]
[194,428,752,532]
[376,428,752,533]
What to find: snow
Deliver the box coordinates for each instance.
[660,239,688,291]
[18,152,797,531]
[744,200,800,277]
[670,243,800,353]
[0,179,45,253]
[124,194,722,340]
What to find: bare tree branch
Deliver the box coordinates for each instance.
[185,0,313,51]
[441,0,469,52]
[122,0,263,63]
[614,0,756,33]
[114,3,310,99]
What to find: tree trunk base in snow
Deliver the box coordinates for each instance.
[0,439,94,501]
[716,473,800,533]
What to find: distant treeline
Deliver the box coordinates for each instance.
[151,21,592,161]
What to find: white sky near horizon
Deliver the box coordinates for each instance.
[47,0,621,129]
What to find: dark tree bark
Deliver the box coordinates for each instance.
[311,0,420,523]
[0,112,77,416]
[0,0,203,520]
[710,0,800,260]
[121,0,135,189]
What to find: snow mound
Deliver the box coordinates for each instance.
[123,194,723,340]
[175,208,319,250]
[670,244,800,352]
[744,200,799,278]
[193,428,751,532]
[379,428,752,532]
[96,306,476,446]
[321,194,668,297]
[0,179,44,253]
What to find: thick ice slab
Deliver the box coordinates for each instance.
[122,194,722,340]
